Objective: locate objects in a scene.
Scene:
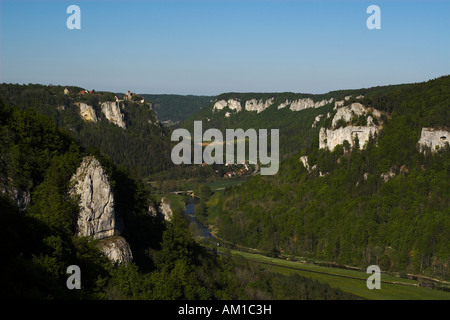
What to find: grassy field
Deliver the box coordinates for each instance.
[221,249,450,300]
[205,178,247,193]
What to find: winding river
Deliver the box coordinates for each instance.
[184,198,215,240]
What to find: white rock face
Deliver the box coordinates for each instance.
[213,99,242,114]
[334,100,344,109]
[319,126,379,151]
[159,197,173,221]
[289,98,315,111]
[299,156,310,170]
[418,128,449,152]
[289,98,333,111]
[70,156,116,240]
[245,98,274,113]
[227,99,242,112]
[314,98,334,108]
[98,236,133,264]
[277,99,290,110]
[213,100,228,111]
[276,98,333,111]
[70,156,133,264]
[101,101,126,129]
[312,114,323,128]
[78,103,98,122]
[215,97,332,114]
[331,103,367,128]
[320,103,382,150]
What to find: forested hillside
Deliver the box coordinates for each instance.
[215,76,450,279]
[141,94,214,122]
[0,84,173,178]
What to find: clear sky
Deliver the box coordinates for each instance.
[1,0,449,95]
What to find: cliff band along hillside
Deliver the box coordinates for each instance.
[213,76,450,280]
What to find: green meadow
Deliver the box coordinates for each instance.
[224,249,450,300]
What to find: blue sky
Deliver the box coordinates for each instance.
[1,0,449,95]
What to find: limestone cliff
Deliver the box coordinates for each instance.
[278,98,333,111]
[213,96,332,115]
[213,99,242,113]
[158,197,173,221]
[312,114,323,128]
[319,103,382,151]
[245,98,274,113]
[319,126,379,151]
[299,156,310,171]
[332,103,367,128]
[100,101,126,129]
[70,156,132,264]
[418,128,449,152]
[70,156,116,240]
[78,103,98,122]
[148,197,173,221]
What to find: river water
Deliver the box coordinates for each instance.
[184,198,215,240]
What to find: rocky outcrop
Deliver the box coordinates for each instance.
[213,99,242,113]
[299,156,310,171]
[101,101,126,129]
[159,197,173,221]
[418,128,449,152]
[312,114,323,128]
[334,100,344,109]
[214,97,332,115]
[97,236,133,264]
[319,126,378,151]
[148,198,173,221]
[278,98,333,111]
[148,203,158,217]
[0,178,31,210]
[289,98,316,111]
[213,100,228,111]
[332,103,367,128]
[70,156,116,240]
[245,98,274,113]
[319,103,382,151]
[299,155,326,176]
[78,103,98,122]
[70,156,132,264]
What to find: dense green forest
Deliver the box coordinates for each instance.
[140,94,215,122]
[0,99,356,299]
[215,76,450,279]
